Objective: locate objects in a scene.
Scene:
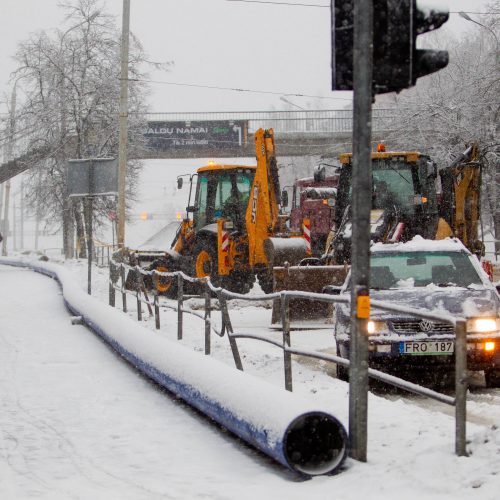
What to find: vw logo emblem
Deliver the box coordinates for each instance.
[419,320,434,332]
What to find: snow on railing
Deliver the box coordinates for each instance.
[109,256,469,457]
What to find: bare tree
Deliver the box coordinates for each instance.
[9,0,151,257]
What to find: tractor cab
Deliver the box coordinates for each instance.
[336,151,439,237]
[193,164,256,233]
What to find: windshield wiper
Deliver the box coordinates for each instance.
[378,162,412,185]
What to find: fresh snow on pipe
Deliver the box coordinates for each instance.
[0,257,347,476]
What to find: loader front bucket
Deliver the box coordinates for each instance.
[271,265,348,324]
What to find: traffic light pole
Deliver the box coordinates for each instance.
[349,0,373,462]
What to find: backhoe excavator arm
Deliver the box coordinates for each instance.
[245,128,282,267]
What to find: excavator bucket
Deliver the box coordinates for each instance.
[271,265,348,324]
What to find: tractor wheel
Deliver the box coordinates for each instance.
[223,271,255,295]
[149,259,178,299]
[192,239,221,288]
[257,272,274,294]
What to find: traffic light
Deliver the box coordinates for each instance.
[331,0,449,94]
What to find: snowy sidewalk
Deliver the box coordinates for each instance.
[1,263,500,500]
[0,265,322,499]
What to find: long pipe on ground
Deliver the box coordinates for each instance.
[0,258,348,476]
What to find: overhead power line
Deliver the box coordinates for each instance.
[131,78,353,101]
[224,1,499,15]
[224,0,328,7]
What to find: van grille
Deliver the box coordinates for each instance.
[392,320,454,334]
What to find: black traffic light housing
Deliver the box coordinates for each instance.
[331,0,449,94]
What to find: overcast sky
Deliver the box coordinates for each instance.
[0,0,495,113]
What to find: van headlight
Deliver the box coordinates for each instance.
[367,320,388,335]
[466,318,500,333]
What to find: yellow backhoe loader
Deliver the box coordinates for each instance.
[122,128,308,297]
[273,143,485,322]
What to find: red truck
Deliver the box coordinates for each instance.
[284,170,339,257]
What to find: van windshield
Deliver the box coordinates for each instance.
[370,251,482,289]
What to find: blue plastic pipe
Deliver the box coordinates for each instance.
[0,258,348,476]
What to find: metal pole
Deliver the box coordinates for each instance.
[2,181,10,256]
[109,262,116,307]
[204,282,211,355]
[177,273,183,340]
[455,319,468,456]
[117,0,130,248]
[2,85,16,256]
[154,286,160,330]
[281,294,293,391]
[120,264,127,312]
[0,183,3,220]
[349,0,373,463]
[12,197,17,251]
[136,267,142,321]
[20,180,24,250]
[218,291,243,371]
[34,204,40,251]
[86,197,93,295]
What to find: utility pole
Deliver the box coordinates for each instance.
[348,0,373,462]
[2,85,16,256]
[20,180,24,250]
[12,196,17,251]
[117,0,130,248]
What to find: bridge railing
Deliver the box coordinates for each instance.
[139,108,396,135]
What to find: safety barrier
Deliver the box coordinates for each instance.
[109,257,470,457]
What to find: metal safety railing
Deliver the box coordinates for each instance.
[139,108,396,135]
[108,258,469,457]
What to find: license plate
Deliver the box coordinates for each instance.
[399,341,454,355]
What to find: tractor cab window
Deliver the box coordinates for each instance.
[195,169,254,230]
[372,159,416,214]
[195,175,210,229]
[214,174,233,215]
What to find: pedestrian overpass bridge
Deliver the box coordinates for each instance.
[0,108,395,183]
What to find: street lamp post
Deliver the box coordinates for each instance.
[459,12,499,48]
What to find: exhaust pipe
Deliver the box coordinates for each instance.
[2,257,348,476]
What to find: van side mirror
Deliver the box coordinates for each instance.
[281,190,289,207]
[177,177,183,189]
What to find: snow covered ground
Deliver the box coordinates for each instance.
[1,256,499,500]
[2,156,500,498]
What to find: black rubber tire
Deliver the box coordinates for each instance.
[192,238,221,288]
[257,272,274,294]
[192,238,256,295]
[485,368,500,388]
[336,345,349,381]
[222,271,255,295]
[149,259,178,299]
